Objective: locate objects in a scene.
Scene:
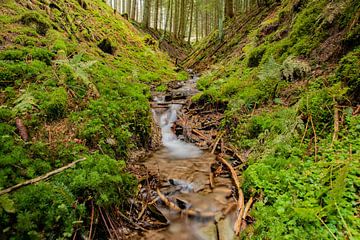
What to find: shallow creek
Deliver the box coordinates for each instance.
[142,75,236,240]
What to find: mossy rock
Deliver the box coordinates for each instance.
[20,12,51,36]
[98,38,116,55]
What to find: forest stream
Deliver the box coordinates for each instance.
[139,73,237,240]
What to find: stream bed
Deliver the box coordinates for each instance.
[140,74,237,240]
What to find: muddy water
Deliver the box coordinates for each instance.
[142,76,236,240]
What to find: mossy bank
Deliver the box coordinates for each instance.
[185,0,359,239]
[0,0,186,238]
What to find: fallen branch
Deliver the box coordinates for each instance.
[192,129,208,140]
[332,99,339,145]
[211,131,225,154]
[156,188,216,218]
[0,158,86,196]
[216,156,245,235]
[242,197,253,219]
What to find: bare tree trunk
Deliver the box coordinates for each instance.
[131,0,136,19]
[195,1,198,42]
[159,0,163,30]
[164,0,171,34]
[126,0,131,14]
[174,0,179,38]
[187,0,194,43]
[122,0,126,13]
[225,0,234,18]
[178,0,185,39]
[169,0,173,34]
[143,0,151,28]
[154,0,159,30]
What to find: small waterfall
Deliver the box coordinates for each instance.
[153,100,202,159]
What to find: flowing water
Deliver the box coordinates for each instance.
[142,75,236,240]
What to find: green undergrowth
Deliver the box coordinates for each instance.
[190,0,359,239]
[0,0,182,238]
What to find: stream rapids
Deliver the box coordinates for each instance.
[140,74,236,240]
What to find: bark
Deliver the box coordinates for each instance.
[173,0,179,38]
[126,0,131,14]
[131,0,136,19]
[143,0,151,28]
[225,0,234,18]
[187,0,194,43]
[154,0,159,30]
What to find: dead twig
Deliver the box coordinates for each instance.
[309,115,318,161]
[89,200,94,240]
[227,144,246,163]
[332,99,339,145]
[211,131,225,154]
[0,158,86,196]
[192,129,208,140]
[98,207,115,240]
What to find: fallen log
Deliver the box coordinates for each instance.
[0,158,86,196]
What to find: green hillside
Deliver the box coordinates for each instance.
[0,0,184,238]
[184,0,359,238]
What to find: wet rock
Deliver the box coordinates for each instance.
[168,81,183,90]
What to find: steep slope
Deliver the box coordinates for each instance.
[0,0,185,238]
[184,0,359,239]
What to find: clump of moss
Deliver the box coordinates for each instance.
[43,88,68,121]
[334,48,360,102]
[20,12,51,36]
[247,46,266,67]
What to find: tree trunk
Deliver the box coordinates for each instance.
[174,0,179,38]
[126,0,131,14]
[143,0,151,28]
[131,0,136,19]
[187,0,194,43]
[164,0,171,34]
[225,0,234,18]
[154,0,159,30]
[195,1,198,42]
[178,0,185,39]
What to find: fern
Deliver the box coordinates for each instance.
[12,92,38,114]
[54,54,100,97]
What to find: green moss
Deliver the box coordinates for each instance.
[247,46,267,67]
[0,107,14,122]
[0,60,48,86]
[43,88,68,121]
[334,48,360,101]
[14,35,38,46]
[20,12,51,36]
